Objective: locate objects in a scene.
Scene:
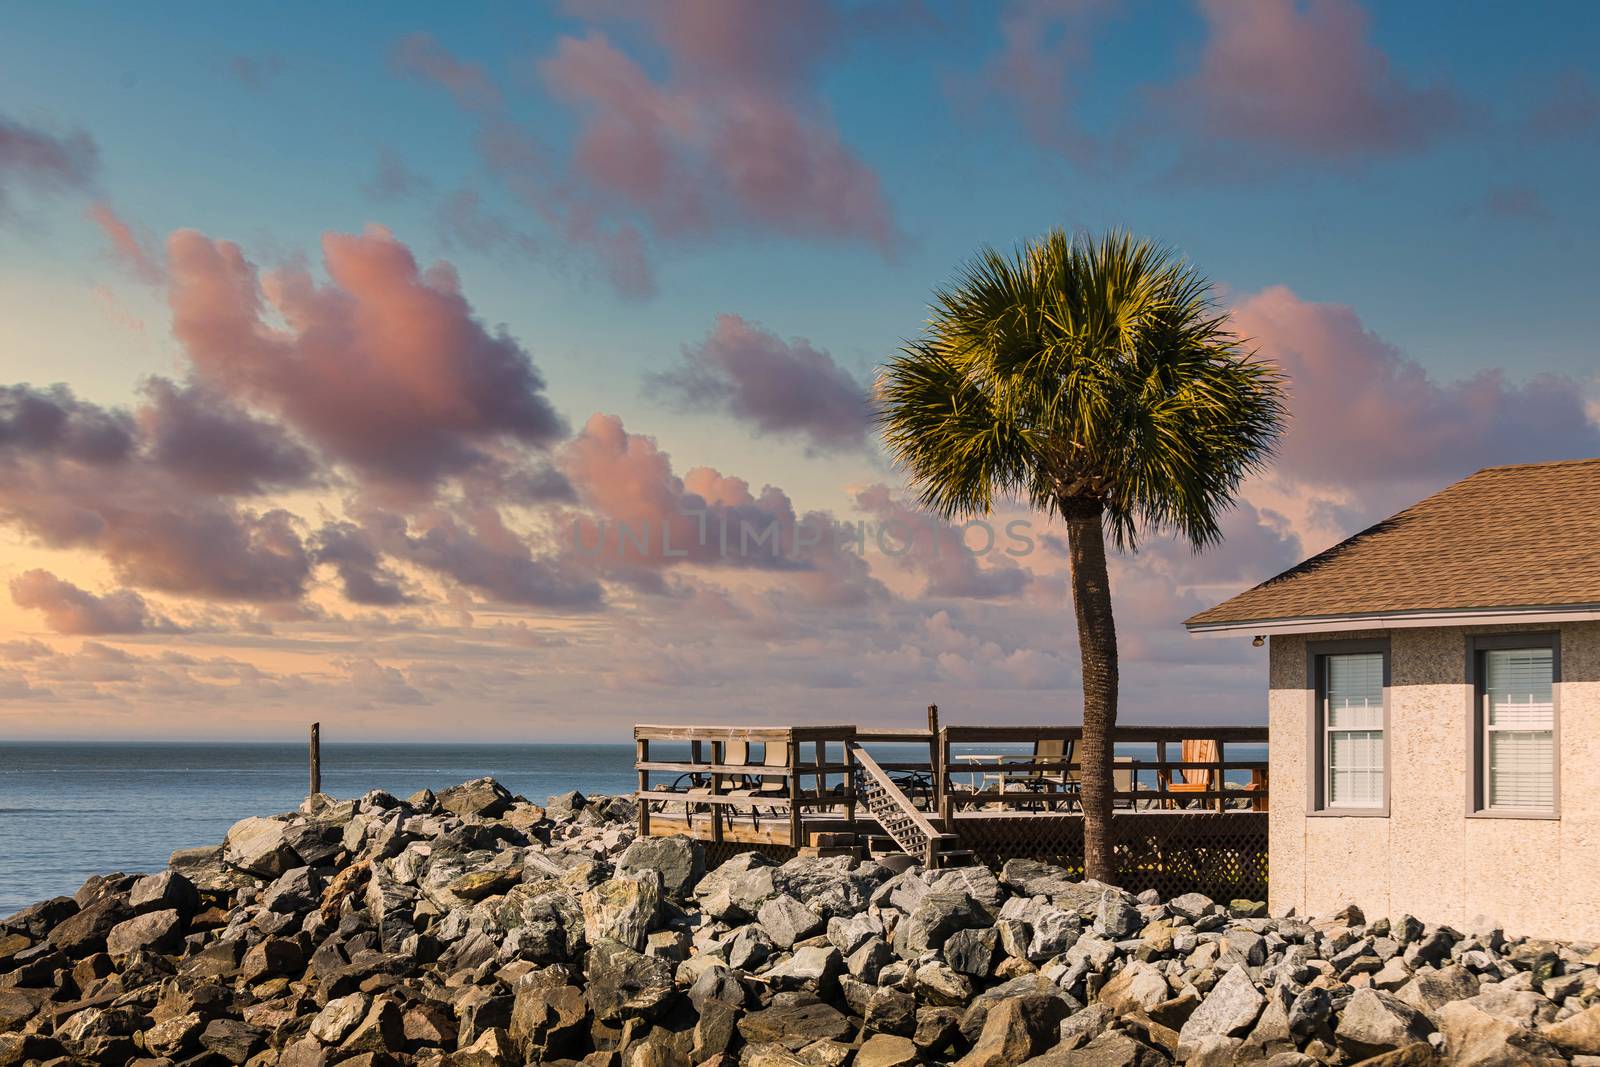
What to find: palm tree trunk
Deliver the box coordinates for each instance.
[1060,494,1118,884]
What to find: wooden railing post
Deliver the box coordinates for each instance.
[308,722,321,798]
[843,735,858,837]
[636,736,650,838]
[1215,740,1227,812]
[709,741,725,844]
[787,730,803,848]
[937,726,953,824]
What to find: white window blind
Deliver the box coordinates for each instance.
[1325,652,1384,807]
[1484,648,1554,811]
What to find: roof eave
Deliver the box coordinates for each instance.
[1185,603,1600,639]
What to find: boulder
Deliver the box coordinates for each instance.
[585,938,676,1023]
[1540,1001,1600,1055]
[1176,965,1265,1060]
[510,981,588,1060]
[945,926,999,978]
[899,890,989,955]
[128,870,200,916]
[767,945,842,996]
[309,993,371,1044]
[1020,1030,1170,1066]
[198,1018,264,1064]
[616,836,705,898]
[857,1033,920,1067]
[105,908,182,957]
[737,995,854,1051]
[341,996,404,1054]
[1438,1000,1566,1067]
[260,865,321,913]
[222,816,301,877]
[46,896,127,957]
[757,894,824,949]
[955,994,1070,1067]
[437,777,514,818]
[1335,989,1435,1059]
[583,876,661,951]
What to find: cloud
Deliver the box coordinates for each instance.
[540,23,899,253]
[138,378,318,495]
[312,522,413,606]
[87,201,165,283]
[1232,285,1600,493]
[1480,184,1550,222]
[1527,70,1599,139]
[854,484,1031,599]
[649,314,872,451]
[9,569,178,635]
[165,224,567,493]
[0,384,314,601]
[1159,0,1464,161]
[966,0,1117,160]
[365,506,605,610]
[0,113,97,217]
[230,54,286,91]
[392,33,502,111]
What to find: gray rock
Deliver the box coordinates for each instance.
[105,908,182,957]
[222,815,301,878]
[737,995,854,1051]
[826,912,880,956]
[309,993,371,1044]
[584,938,675,1023]
[261,865,321,913]
[1095,894,1142,939]
[1397,964,1480,1019]
[616,835,705,898]
[915,959,975,1006]
[581,875,660,951]
[1176,965,1265,1059]
[999,859,1078,898]
[1169,893,1215,921]
[1335,988,1435,1059]
[956,994,1071,1067]
[758,893,823,949]
[545,790,586,822]
[945,925,999,978]
[847,936,894,982]
[437,776,513,818]
[1028,907,1082,962]
[767,945,842,995]
[1439,999,1566,1067]
[865,987,918,1036]
[127,870,200,916]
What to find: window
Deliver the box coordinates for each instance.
[1471,635,1558,816]
[1307,640,1389,814]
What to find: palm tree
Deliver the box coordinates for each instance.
[877,229,1286,883]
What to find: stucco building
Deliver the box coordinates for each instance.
[1188,458,1600,941]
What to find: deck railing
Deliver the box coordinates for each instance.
[633,721,1267,852]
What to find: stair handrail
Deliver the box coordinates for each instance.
[853,744,953,867]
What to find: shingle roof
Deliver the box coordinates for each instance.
[1186,458,1600,630]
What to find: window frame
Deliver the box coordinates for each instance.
[1466,632,1560,820]
[1305,638,1391,817]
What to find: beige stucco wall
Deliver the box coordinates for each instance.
[1269,622,1600,941]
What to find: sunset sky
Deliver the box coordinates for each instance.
[2,1,1598,740]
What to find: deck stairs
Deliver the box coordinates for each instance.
[851,746,972,868]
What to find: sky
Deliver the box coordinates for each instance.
[1,0,1597,740]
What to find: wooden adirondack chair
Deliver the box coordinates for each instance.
[1160,738,1219,809]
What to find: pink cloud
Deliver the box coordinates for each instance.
[854,484,1030,599]
[1232,285,1600,491]
[0,384,313,602]
[1163,0,1464,159]
[392,33,502,112]
[0,113,97,217]
[649,314,871,451]
[165,224,566,493]
[87,202,165,283]
[968,0,1116,159]
[10,570,177,635]
[540,24,899,253]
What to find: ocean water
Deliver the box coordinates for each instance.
[0,740,1267,915]
[0,742,641,915]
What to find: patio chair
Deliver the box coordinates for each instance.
[1159,738,1219,809]
[728,740,791,829]
[1014,737,1077,811]
[1113,755,1138,810]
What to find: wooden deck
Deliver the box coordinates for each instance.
[635,716,1269,897]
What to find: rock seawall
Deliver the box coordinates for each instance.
[2,778,1598,1066]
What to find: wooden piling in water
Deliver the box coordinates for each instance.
[309,722,321,797]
